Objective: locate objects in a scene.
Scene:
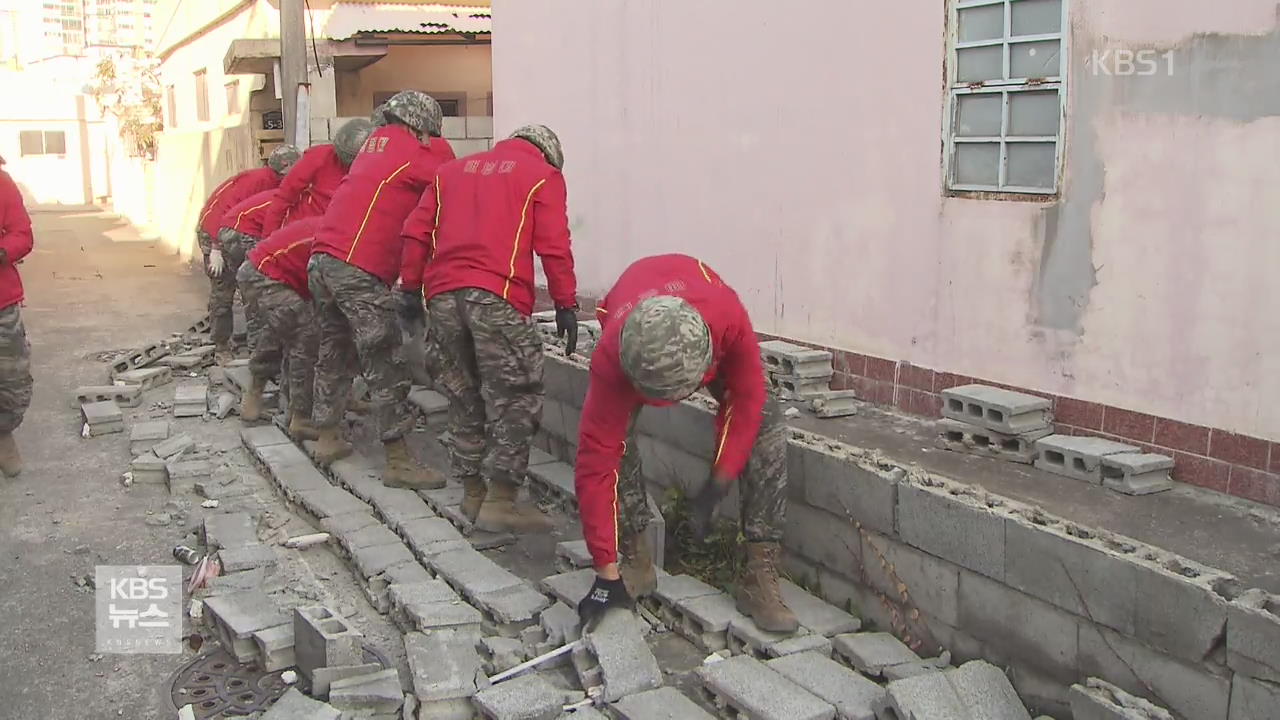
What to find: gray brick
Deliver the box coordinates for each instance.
[432,547,522,596]
[219,543,277,573]
[472,583,551,626]
[338,523,402,554]
[653,573,721,606]
[941,384,1051,434]
[298,486,370,519]
[480,636,526,675]
[75,384,143,409]
[166,458,214,492]
[1070,678,1174,720]
[675,592,744,652]
[760,340,831,376]
[367,486,436,532]
[696,654,835,720]
[875,670,966,720]
[934,418,1050,465]
[612,686,717,720]
[783,503,862,588]
[958,571,1079,678]
[321,511,380,536]
[203,512,258,551]
[540,602,581,646]
[528,447,557,467]
[128,419,170,454]
[351,542,416,579]
[409,388,450,416]
[153,432,196,460]
[252,623,295,672]
[767,651,886,720]
[328,668,403,714]
[772,374,833,401]
[947,660,1031,720]
[897,480,1006,580]
[130,452,167,484]
[635,397,717,461]
[1132,557,1230,663]
[1229,675,1280,720]
[542,356,590,407]
[1034,435,1140,484]
[636,434,711,489]
[115,366,174,390]
[540,568,597,607]
[582,608,663,702]
[330,453,383,499]
[294,606,364,681]
[537,398,576,444]
[554,540,592,571]
[405,629,485,703]
[810,390,859,419]
[83,399,123,426]
[859,530,961,627]
[204,590,288,663]
[173,382,209,405]
[260,687,341,720]
[832,632,919,677]
[528,461,576,501]
[1226,589,1280,683]
[311,663,382,699]
[796,440,898,536]
[728,616,831,659]
[422,485,466,513]
[1101,453,1174,495]
[1078,624,1230,720]
[473,673,566,720]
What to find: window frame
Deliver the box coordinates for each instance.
[193,68,209,123]
[943,0,1069,197]
[225,80,240,114]
[19,130,67,156]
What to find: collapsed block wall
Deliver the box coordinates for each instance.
[535,351,1280,720]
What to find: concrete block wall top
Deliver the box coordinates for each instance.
[696,654,836,720]
[1069,677,1174,720]
[1226,588,1280,682]
[941,384,1052,433]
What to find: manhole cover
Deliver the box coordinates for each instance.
[167,643,392,718]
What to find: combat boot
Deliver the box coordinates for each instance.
[382,438,446,489]
[735,542,800,633]
[0,433,22,478]
[461,476,487,523]
[313,426,353,464]
[475,479,553,533]
[347,394,372,415]
[239,375,267,422]
[619,531,658,598]
[214,344,234,366]
[287,411,320,441]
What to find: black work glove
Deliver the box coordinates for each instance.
[396,288,425,330]
[577,575,631,631]
[689,475,731,542]
[556,307,579,356]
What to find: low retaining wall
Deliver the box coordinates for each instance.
[534,350,1280,719]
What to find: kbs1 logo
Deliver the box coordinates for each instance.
[1087,49,1175,76]
[95,565,182,654]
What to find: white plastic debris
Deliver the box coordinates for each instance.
[121,472,134,487]
[177,705,196,720]
[284,532,330,549]
[200,499,219,509]
[784,407,801,418]
[280,670,298,685]
[81,423,91,438]
[188,599,203,619]
[113,380,126,387]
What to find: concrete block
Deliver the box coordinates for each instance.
[82,399,122,425]
[128,419,170,454]
[779,579,860,637]
[1132,557,1230,663]
[298,486,370,519]
[472,673,565,720]
[432,547,522,596]
[1033,435,1140,484]
[472,583,551,627]
[797,437,895,533]
[422,485,466,514]
[874,669,967,720]
[675,592,744,652]
[109,342,170,378]
[934,418,1051,465]
[858,530,961,627]
[772,374,833,400]
[219,543,277,573]
[941,384,1051,434]
[759,340,832,377]
[166,458,214,493]
[351,542,417,580]
[897,480,1006,580]
[635,434,711,489]
[294,606,364,681]
[173,383,209,407]
[260,687,341,720]
[367,486,436,532]
[1078,623,1230,720]
[611,686,717,720]
[389,581,479,630]
[337,523,403,555]
[240,424,292,450]
[311,662,382,698]
[329,668,404,714]
[479,636,526,675]
[75,384,142,409]
[784,502,862,582]
[115,366,174,391]
[203,512,258,551]
[152,432,195,460]
[728,615,832,659]
[540,568,597,607]
[958,570,1079,679]
[634,395,717,462]
[130,452,168,484]
[946,660,1031,720]
[1229,675,1280,720]
[1226,588,1280,683]
[402,516,469,558]
[539,602,581,646]
[203,590,288,664]
[528,462,576,503]
[1101,453,1174,495]
[409,388,450,416]
[810,390,859,418]
[321,511,379,537]
[274,463,334,500]
[330,453,383,499]
[832,632,920,678]
[465,115,493,139]
[554,540,592,571]
[768,651,885,720]
[404,629,486,703]
[581,608,663,702]
[252,623,296,672]
[696,654,836,720]
[1070,677,1174,720]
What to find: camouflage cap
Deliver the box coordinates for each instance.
[332,118,375,167]
[510,124,564,169]
[267,144,302,175]
[375,90,444,138]
[619,296,712,401]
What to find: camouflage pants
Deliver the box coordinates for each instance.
[308,253,412,439]
[210,230,258,348]
[618,387,787,543]
[239,264,318,418]
[427,288,544,487]
[196,231,213,271]
[0,305,32,435]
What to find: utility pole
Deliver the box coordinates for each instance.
[279,0,307,148]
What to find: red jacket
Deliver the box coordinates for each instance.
[401,138,576,314]
[214,189,277,248]
[575,255,766,568]
[197,166,279,238]
[259,144,345,235]
[0,169,33,310]
[312,126,455,286]
[248,217,319,300]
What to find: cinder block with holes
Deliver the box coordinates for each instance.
[74,384,142,409]
[203,590,288,665]
[674,592,745,652]
[1100,453,1174,495]
[1033,435,1140,484]
[727,616,832,659]
[640,573,721,629]
[935,418,1052,464]
[760,340,834,378]
[294,606,364,681]
[115,366,174,391]
[771,374,832,401]
[696,654,836,720]
[941,384,1051,434]
[767,651,886,720]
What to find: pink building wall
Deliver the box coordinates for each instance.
[492,1,1280,500]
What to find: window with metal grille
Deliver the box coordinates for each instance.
[19,130,67,156]
[945,0,1065,195]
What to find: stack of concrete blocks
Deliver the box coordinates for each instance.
[114,366,173,392]
[760,340,834,401]
[1032,432,1177,495]
[937,384,1054,464]
[295,606,367,690]
[81,400,124,436]
[158,344,215,370]
[535,352,1277,719]
[202,590,289,665]
[128,430,189,486]
[108,341,170,380]
[441,115,496,158]
[173,382,209,418]
[74,384,143,409]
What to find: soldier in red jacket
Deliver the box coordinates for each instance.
[572,254,798,634]
[258,119,375,236]
[237,217,322,436]
[400,124,577,533]
[210,189,279,364]
[308,91,455,489]
[0,156,33,477]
